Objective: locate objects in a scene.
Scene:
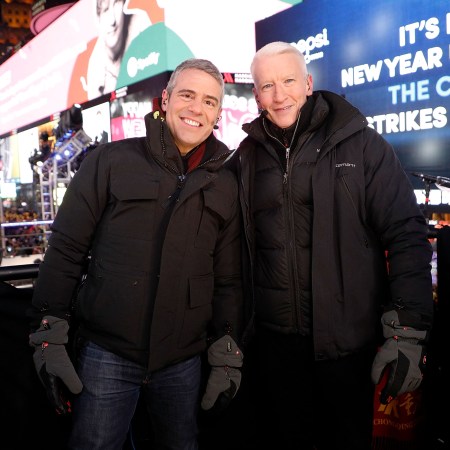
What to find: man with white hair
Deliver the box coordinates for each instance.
[234,41,433,449]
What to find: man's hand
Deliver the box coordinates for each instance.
[371,310,427,404]
[201,335,243,414]
[29,316,83,415]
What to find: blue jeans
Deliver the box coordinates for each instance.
[68,341,200,450]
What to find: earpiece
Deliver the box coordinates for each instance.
[213,116,221,130]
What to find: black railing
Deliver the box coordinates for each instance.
[0,263,40,282]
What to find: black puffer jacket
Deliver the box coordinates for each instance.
[31,112,243,371]
[237,91,433,360]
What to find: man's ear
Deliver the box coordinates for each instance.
[161,89,169,111]
[306,74,313,95]
[253,87,263,111]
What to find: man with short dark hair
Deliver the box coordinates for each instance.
[29,58,243,450]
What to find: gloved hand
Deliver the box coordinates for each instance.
[29,315,83,415]
[371,309,427,404]
[201,335,243,414]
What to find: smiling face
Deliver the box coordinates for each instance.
[252,51,313,129]
[161,68,222,155]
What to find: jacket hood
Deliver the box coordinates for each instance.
[144,103,233,173]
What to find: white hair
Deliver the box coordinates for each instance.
[250,41,308,81]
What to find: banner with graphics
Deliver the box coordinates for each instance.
[0,0,296,137]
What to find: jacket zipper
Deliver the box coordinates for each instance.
[262,116,301,185]
[262,117,303,331]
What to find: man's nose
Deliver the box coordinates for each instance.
[273,84,287,102]
[188,98,203,113]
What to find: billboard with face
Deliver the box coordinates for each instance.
[0,0,296,137]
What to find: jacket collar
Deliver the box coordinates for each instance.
[242,90,367,150]
[144,105,233,174]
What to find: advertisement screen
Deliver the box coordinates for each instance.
[215,83,258,150]
[110,92,153,141]
[0,0,297,138]
[0,129,37,184]
[82,102,111,145]
[255,0,450,186]
[109,72,169,141]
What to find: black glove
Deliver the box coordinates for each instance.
[371,309,427,404]
[29,315,83,415]
[201,335,243,414]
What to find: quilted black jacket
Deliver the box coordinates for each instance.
[236,91,432,360]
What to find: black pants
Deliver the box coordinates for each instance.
[249,329,375,450]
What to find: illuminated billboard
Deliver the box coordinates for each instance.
[109,72,168,141]
[215,83,258,150]
[255,0,450,185]
[81,102,111,145]
[0,129,37,184]
[0,0,297,137]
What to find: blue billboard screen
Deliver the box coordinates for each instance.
[255,0,450,187]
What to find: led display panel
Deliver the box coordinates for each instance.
[81,102,111,145]
[0,0,296,137]
[255,0,450,186]
[215,83,259,150]
[109,72,168,141]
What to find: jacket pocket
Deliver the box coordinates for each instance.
[108,177,160,239]
[194,189,230,251]
[111,176,159,201]
[76,259,151,348]
[178,273,213,348]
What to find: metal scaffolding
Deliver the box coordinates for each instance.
[37,129,91,221]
